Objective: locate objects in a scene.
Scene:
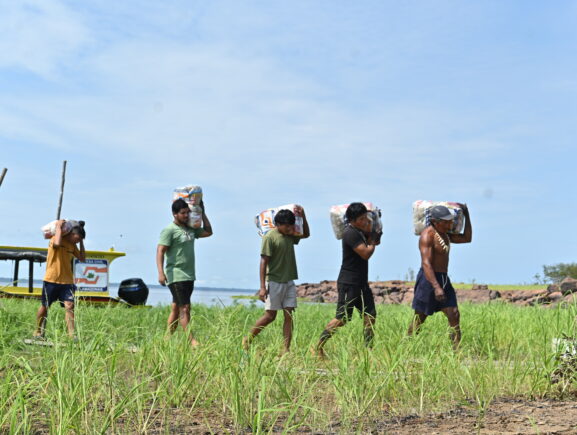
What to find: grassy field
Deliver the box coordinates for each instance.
[1,298,576,433]
[451,283,547,291]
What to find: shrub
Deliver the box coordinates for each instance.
[543,263,577,283]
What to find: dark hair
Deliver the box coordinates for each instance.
[172,199,189,215]
[71,220,86,239]
[274,209,296,226]
[345,202,368,223]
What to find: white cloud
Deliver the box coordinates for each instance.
[2,1,577,288]
[0,0,89,77]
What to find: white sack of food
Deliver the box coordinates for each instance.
[255,204,305,237]
[412,200,464,235]
[41,220,80,239]
[329,202,382,240]
[172,185,203,228]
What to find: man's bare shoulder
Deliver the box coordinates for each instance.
[419,227,435,244]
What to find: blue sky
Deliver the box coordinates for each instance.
[1,0,576,289]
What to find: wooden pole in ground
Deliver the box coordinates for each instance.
[0,168,7,187]
[56,161,67,220]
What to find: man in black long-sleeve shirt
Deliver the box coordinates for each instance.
[312,202,381,359]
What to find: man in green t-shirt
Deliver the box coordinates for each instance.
[243,207,310,353]
[156,198,213,346]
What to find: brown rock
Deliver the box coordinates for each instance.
[382,295,395,304]
[547,284,561,293]
[387,292,404,304]
[472,284,489,291]
[548,292,563,302]
[296,280,564,308]
[560,277,577,294]
[457,289,491,303]
[500,290,548,303]
[324,290,338,303]
[489,290,501,300]
[401,290,414,304]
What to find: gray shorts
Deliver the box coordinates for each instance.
[264,280,297,311]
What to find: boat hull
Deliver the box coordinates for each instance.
[0,287,131,306]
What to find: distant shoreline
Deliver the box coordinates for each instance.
[0,277,255,293]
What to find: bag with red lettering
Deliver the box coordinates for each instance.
[255,204,305,237]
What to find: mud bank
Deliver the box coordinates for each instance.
[297,277,577,307]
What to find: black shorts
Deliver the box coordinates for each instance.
[42,281,75,307]
[336,283,376,322]
[168,280,194,306]
[411,268,458,316]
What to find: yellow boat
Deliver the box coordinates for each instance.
[0,245,146,306]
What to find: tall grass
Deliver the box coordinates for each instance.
[0,298,576,432]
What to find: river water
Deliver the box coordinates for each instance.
[0,277,257,307]
[109,283,256,307]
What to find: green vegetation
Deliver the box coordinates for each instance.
[1,299,576,432]
[542,263,577,283]
[452,283,546,291]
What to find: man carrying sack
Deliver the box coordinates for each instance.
[407,204,472,349]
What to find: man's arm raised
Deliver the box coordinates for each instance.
[352,241,376,260]
[77,239,86,262]
[197,201,213,238]
[53,220,65,247]
[449,203,472,244]
[296,205,310,239]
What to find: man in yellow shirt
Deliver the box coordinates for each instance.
[34,220,86,339]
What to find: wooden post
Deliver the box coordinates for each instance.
[12,260,19,287]
[56,161,67,220]
[0,168,7,187]
[28,260,34,293]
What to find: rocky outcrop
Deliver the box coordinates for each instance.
[297,281,577,308]
[560,277,577,294]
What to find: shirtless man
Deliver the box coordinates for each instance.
[407,204,472,349]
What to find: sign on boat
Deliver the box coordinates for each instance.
[0,245,149,306]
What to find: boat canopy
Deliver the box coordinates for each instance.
[0,250,47,263]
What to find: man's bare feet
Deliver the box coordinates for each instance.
[190,338,200,347]
[310,346,327,360]
[242,336,252,351]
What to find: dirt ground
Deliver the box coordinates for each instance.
[28,398,577,434]
[160,399,577,434]
[376,398,577,435]
[119,398,577,434]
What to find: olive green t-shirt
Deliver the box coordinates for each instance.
[261,229,300,283]
[159,223,204,285]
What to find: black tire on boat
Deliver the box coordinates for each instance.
[118,278,149,305]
